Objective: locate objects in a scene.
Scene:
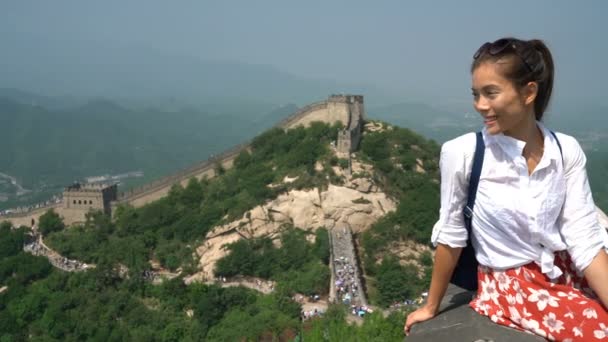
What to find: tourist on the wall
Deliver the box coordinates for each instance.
[405,37,608,340]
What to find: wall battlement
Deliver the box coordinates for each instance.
[328,94,364,104]
[63,182,117,215]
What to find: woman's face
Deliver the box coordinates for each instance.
[471,62,534,136]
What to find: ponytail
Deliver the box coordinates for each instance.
[528,40,555,121]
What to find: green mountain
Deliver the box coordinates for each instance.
[0,95,297,210]
[2,120,439,341]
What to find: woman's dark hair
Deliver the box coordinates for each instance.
[471,37,555,121]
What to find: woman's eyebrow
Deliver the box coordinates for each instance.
[471,84,501,92]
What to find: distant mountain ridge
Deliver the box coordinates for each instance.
[0,93,299,210]
[0,33,397,106]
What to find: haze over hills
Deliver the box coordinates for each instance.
[0,92,298,210]
[0,33,398,107]
[2,88,608,211]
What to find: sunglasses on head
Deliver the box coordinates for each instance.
[474,38,533,72]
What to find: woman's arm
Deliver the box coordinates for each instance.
[583,249,608,309]
[557,135,608,308]
[405,136,473,335]
[404,243,462,335]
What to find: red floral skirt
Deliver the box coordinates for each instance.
[470,251,608,341]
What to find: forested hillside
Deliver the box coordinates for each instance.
[2,121,440,341]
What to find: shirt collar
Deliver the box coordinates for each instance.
[481,122,561,163]
[482,127,526,161]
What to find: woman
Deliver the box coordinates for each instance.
[404,37,608,340]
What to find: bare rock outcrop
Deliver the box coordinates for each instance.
[187,177,396,283]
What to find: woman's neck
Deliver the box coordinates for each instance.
[504,114,545,174]
[503,115,541,145]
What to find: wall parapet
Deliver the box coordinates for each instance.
[1,203,60,220]
[116,142,250,203]
[274,101,328,129]
[408,284,544,341]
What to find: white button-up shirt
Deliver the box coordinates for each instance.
[431,123,608,279]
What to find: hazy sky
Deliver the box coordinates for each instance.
[2,0,607,105]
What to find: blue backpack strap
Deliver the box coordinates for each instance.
[550,130,563,162]
[463,132,485,230]
[452,132,485,291]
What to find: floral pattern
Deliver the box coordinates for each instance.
[470,251,608,341]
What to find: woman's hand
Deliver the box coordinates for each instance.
[404,304,437,336]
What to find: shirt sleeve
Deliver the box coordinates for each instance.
[431,138,470,248]
[558,136,608,273]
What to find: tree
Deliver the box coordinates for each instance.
[313,228,330,265]
[376,257,420,306]
[181,178,204,205]
[38,209,65,236]
[0,224,25,258]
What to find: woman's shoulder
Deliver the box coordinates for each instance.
[552,131,581,150]
[441,132,477,157]
[550,130,586,172]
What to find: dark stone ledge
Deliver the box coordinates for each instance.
[407,284,545,342]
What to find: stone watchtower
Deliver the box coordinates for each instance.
[63,182,117,215]
[332,95,364,155]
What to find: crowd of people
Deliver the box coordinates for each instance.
[331,227,366,307]
[350,305,373,317]
[301,307,324,321]
[334,256,360,305]
[22,230,91,272]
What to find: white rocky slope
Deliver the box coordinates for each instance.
[185,159,397,284]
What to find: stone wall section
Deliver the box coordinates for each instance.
[0,95,365,220]
[2,205,60,227]
[113,95,364,209]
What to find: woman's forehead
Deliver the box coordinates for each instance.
[472,62,512,88]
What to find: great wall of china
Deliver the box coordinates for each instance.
[1,95,364,227]
[2,93,608,231]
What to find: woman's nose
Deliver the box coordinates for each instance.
[474,96,490,113]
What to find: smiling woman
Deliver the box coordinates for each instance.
[405,37,608,341]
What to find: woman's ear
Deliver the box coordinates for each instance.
[523,81,538,106]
